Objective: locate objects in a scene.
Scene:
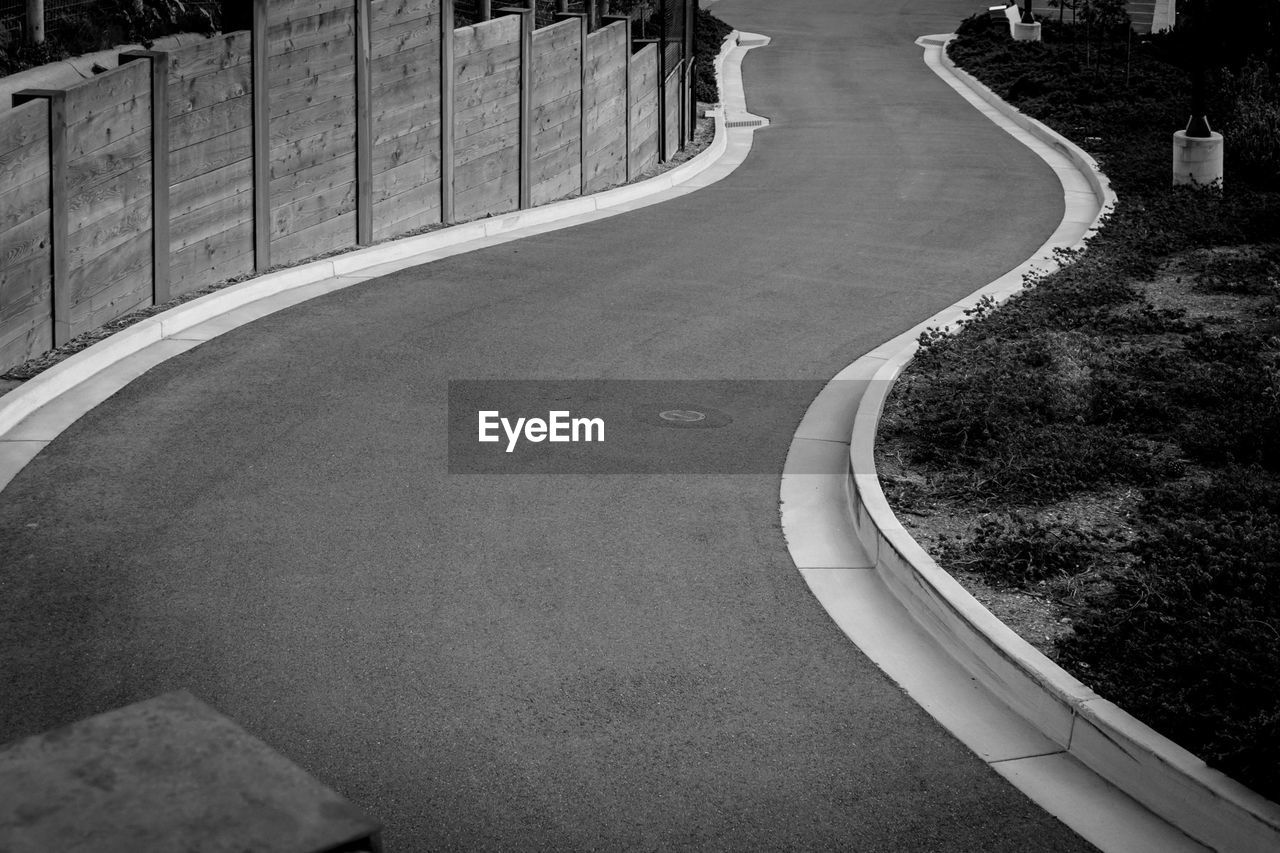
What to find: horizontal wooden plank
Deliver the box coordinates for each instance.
[67,127,150,198]
[69,160,150,234]
[0,252,51,326]
[371,66,440,108]
[371,39,441,83]
[169,95,251,149]
[63,61,151,125]
[454,170,517,220]
[270,211,356,266]
[372,153,441,202]
[373,127,441,175]
[0,99,48,158]
[373,100,440,145]
[270,125,355,183]
[166,31,252,81]
[269,36,357,89]
[71,257,151,335]
[454,144,517,193]
[454,16,519,56]
[269,6,356,53]
[271,153,353,207]
[171,187,253,251]
[0,210,50,273]
[0,175,49,237]
[455,72,518,118]
[170,158,252,217]
[67,93,149,161]
[0,305,53,372]
[170,65,251,118]
[270,94,355,148]
[270,0,353,23]
[532,123,579,166]
[68,228,149,304]
[585,117,624,159]
[371,84,441,128]
[584,91,625,138]
[372,175,441,218]
[68,195,150,270]
[372,0,436,24]
[531,18,578,52]
[269,67,357,118]
[455,41,519,85]
[532,91,579,133]
[455,88,519,137]
[271,179,357,238]
[531,164,578,206]
[0,133,49,198]
[584,134,626,192]
[371,202,439,242]
[170,126,252,186]
[455,117,518,165]
[169,219,253,291]
[371,12,441,59]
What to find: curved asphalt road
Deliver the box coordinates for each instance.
[0,0,1093,849]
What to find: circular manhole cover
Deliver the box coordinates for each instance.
[638,406,733,429]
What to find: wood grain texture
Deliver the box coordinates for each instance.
[664,65,679,161]
[629,44,658,174]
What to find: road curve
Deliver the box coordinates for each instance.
[0,0,1090,849]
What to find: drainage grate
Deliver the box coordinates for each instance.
[725,119,765,128]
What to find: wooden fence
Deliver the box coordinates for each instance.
[0,0,695,374]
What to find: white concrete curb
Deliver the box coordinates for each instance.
[782,34,1280,853]
[0,31,771,491]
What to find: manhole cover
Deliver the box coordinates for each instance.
[638,406,733,429]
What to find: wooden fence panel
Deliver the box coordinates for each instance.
[582,20,625,193]
[453,15,520,221]
[370,0,443,240]
[529,18,580,206]
[664,64,680,162]
[167,31,255,295]
[64,60,153,337]
[0,100,53,370]
[268,0,359,266]
[628,43,658,175]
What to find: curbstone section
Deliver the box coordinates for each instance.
[783,33,1280,853]
[0,31,771,493]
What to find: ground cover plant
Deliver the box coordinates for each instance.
[877,11,1280,800]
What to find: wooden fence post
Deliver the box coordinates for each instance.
[479,0,491,21]
[602,14,631,182]
[251,0,271,270]
[355,0,373,245]
[441,0,455,222]
[497,6,533,210]
[119,50,171,305]
[12,88,67,345]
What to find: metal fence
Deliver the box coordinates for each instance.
[0,0,223,42]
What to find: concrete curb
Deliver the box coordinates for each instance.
[782,34,1280,853]
[0,31,771,491]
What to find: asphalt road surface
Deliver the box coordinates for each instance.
[0,0,1095,848]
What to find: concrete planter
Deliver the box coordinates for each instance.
[1172,130,1224,187]
[1011,21,1041,41]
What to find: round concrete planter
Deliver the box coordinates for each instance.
[1172,130,1224,187]
[1011,21,1041,41]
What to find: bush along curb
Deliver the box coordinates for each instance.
[838,35,1280,852]
[0,29,770,491]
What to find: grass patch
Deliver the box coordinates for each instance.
[878,14,1280,800]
